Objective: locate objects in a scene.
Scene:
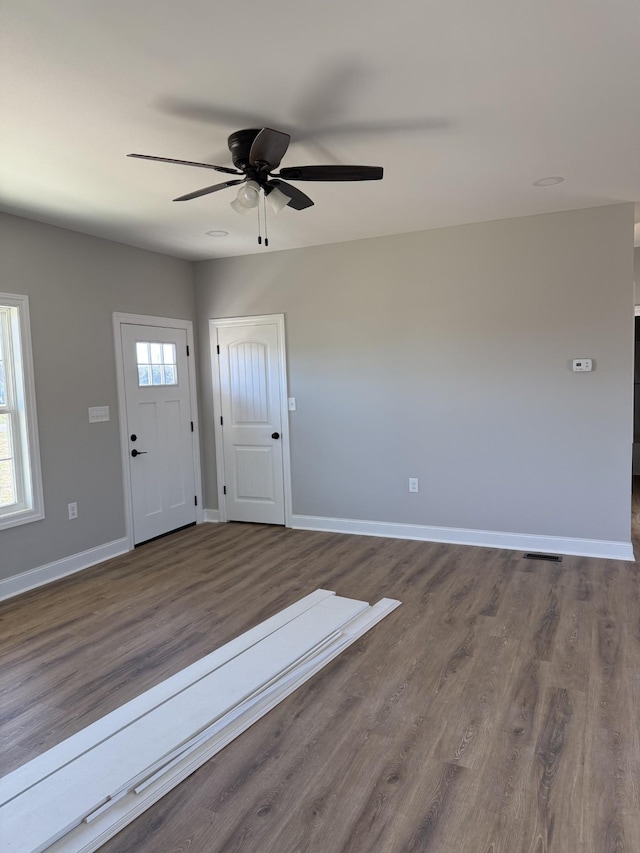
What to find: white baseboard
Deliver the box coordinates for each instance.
[291,514,635,561]
[3,512,626,605]
[0,538,130,602]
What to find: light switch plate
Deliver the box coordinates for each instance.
[288,397,297,411]
[88,406,110,423]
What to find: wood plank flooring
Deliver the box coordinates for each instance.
[1,505,639,852]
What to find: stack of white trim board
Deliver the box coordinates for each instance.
[0,589,400,852]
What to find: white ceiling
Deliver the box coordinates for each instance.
[1,0,639,260]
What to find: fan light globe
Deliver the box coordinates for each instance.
[237,181,260,207]
[266,187,290,214]
[231,180,261,215]
[230,197,252,215]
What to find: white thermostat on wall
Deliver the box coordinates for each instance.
[572,359,593,372]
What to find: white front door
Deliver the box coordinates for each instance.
[215,319,287,525]
[121,323,197,544]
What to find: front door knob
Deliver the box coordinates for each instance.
[131,449,148,457]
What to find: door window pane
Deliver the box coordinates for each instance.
[136,342,150,364]
[138,365,151,386]
[136,341,178,387]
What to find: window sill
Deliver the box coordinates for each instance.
[0,506,45,531]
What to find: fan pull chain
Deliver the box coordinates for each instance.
[263,193,269,247]
[257,194,262,245]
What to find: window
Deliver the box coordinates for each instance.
[136,341,178,387]
[0,294,44,528]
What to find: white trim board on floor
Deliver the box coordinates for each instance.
[291,514,634,561]
[0,590,401,853]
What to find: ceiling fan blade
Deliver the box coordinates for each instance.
[249,129,291,169]
[278,165,383,181]
[173,179,244,202]
[128,153,240,176]
[266,180,314,211]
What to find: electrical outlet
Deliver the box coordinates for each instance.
[408,478,419,493]
[68,502,78,520]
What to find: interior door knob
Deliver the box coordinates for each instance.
[131,449,148,457]
[271,432,280,439]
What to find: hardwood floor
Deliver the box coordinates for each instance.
[1,509,639,852]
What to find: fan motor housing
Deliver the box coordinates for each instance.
[227,129,262,171]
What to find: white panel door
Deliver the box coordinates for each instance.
[217,322,285,524]
[121,324,196,543]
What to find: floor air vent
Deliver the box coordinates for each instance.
[523,552,562,562]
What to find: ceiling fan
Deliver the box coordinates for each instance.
[128,127,383,215]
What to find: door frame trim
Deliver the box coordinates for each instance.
[209,313,292,527]
[113,312,204,550]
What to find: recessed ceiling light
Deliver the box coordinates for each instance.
[205,229,229,237]
[532,176,565,187]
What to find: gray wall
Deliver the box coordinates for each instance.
[1,203,634,582]
[195,203,635,544]
[0,214,195,579]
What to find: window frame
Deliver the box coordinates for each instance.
[0,293,44,529]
